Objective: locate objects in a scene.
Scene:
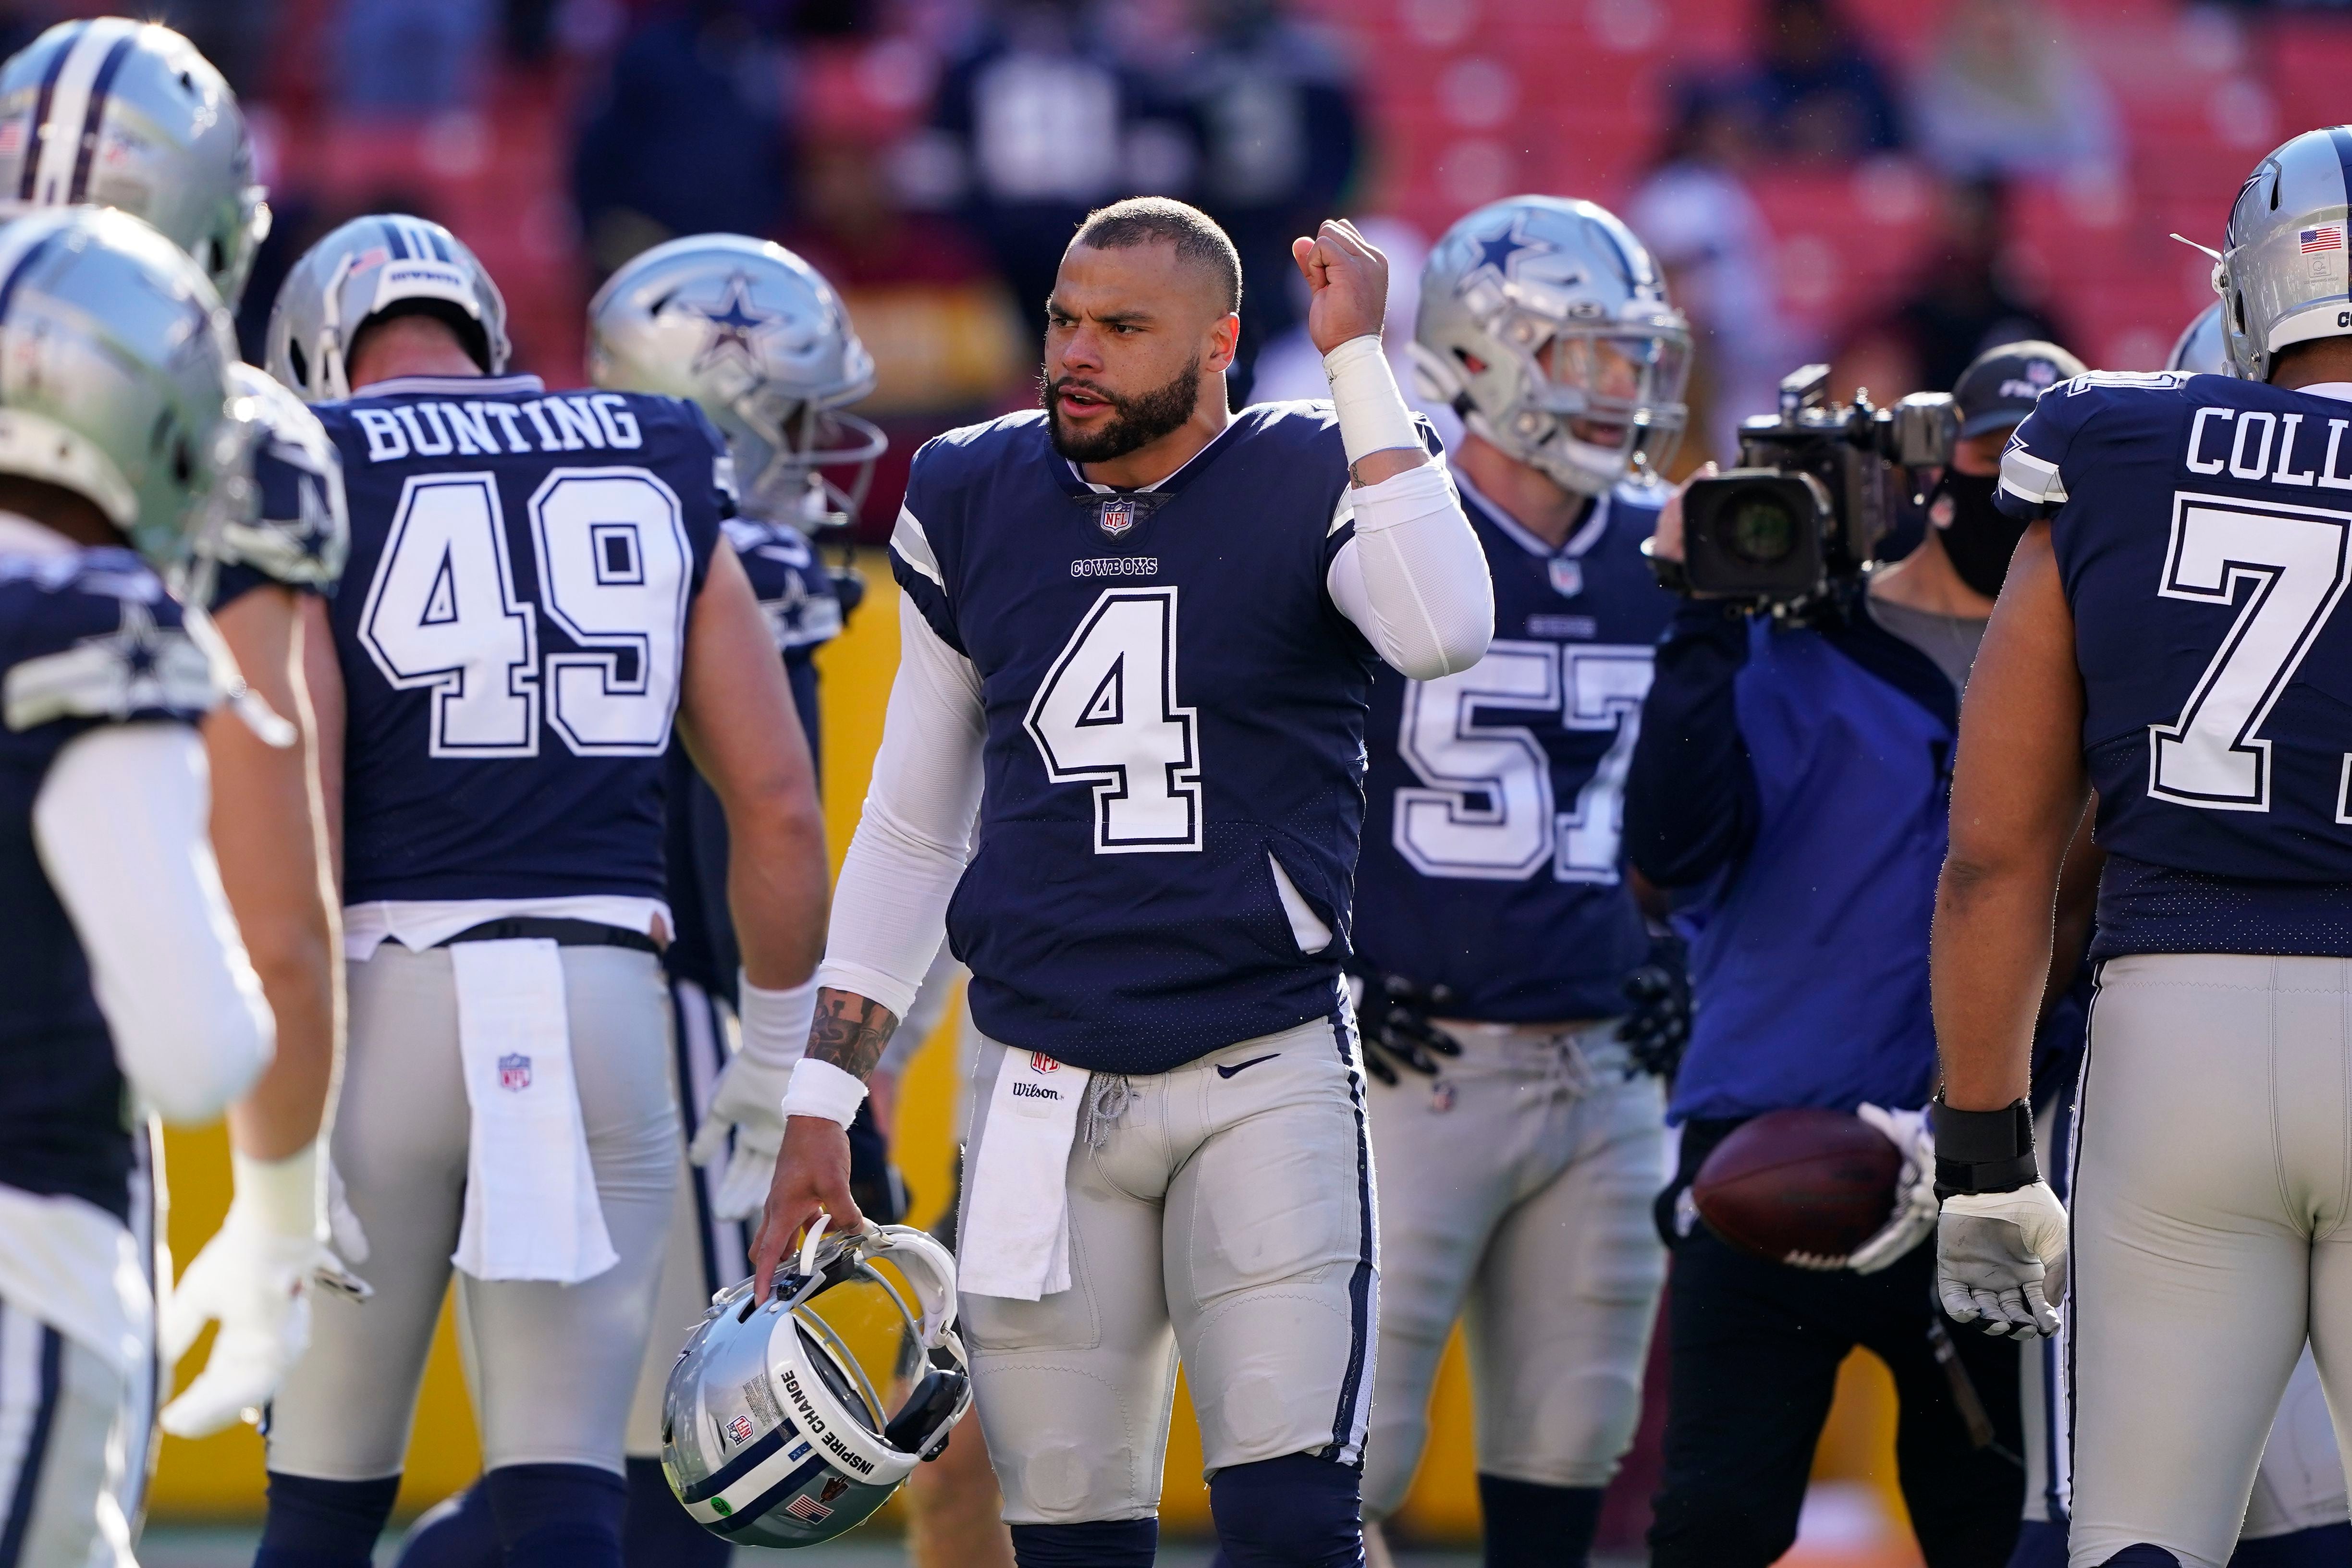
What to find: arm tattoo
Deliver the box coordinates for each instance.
[807,988,898,1081]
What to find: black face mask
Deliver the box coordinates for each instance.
[1933,469,2027,600]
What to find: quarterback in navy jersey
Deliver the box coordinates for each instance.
[251,216,830,1568]
[1348,196,1683,1568]
[1935,128,2352,1568]
[754,198,1493,1568]
[0,209,278,1568]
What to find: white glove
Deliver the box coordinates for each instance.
[1938,1181,2068,1340]
[1848,1103,1939,1274]
[686,975,819,1222]
[159,1143,356,1437]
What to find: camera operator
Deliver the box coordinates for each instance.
[1627,340,2085,1568]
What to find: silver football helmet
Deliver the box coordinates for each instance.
[0,19,269,307]
[266,214,510,402]
[2217,127,2352,380]
[1413,195,1691,497]
[587,235,882,529]
[0,207,246,566]
[662,1222,970,1550]
[2168,303,2231,377]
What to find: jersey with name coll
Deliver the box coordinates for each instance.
[321,372,731,905]
[1353,478,1673,1020]
[894,403,1428,1073]
[1999,370,2352,956]
[0,550,217,1217]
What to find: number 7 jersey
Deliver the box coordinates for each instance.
[320,372,731,904]
[1999,369,2352,956]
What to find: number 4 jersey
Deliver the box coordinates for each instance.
[894,404,1406,1071]
[1999,370,2352,956]
[1353,474,1672,1019]
[321,373,730,904]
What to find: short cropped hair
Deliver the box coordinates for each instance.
[1071,197,1243,316]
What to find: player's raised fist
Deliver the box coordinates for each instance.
[1293,218,1390,355]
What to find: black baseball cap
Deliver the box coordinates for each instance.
[1952,341,2087,438]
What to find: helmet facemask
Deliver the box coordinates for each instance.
[732,388,886,533]
[1434,305,1692,497]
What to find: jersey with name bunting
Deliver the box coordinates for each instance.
[894,402,1436,1073]
[1353,475,1674,1020]
[322,372,731,905]
[0,547,218,1219]
[1998,370,2352,956]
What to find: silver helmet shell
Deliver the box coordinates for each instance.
[1412,195,1691,496]
[662,1223,970,1549]
[2218,127,2352,380]
[2168,302,2231,377]
[588,234,882,529]
[0,206,245,567]
[265,214,510,402]
[0,18,269,307]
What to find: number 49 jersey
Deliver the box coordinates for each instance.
[1353,477,1673,1019]
[1999,371,2352,956]
[322,373,731,904]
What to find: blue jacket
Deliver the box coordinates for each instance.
[1627,596,1956,1123]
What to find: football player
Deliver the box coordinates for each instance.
[251,215,830,1568]
[753,196,1494,1567]
[1995,300,2352,1568]
[1936,125,2352,1568]
[0,15,355,1491]
[0,207,276,1568]
[391,233,887,1568]
[1344,195,1685,1568]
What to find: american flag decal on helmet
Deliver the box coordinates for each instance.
[2302,226,2344,254]
[784,1494,834,1523]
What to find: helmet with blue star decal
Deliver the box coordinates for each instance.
[1413,195,1690,497]
[586,234,882,529]
[0,205,247,568]
[264,213,509,402]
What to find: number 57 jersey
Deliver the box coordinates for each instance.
[1999,370,2352,956]
[320,372,732,904]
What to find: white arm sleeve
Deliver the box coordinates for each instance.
[1327,461,1495,679]
[812,595,987,1021]
[33,723,273,1123]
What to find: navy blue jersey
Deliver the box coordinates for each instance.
[323,373,731,904]
[2000,372,2352,957]
[1352,477,1673,1020]
[0,549,217,1218]
[665,516,840,998]
[894,404,1422,1072]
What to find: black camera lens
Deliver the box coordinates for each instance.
[1725,493,1797,565]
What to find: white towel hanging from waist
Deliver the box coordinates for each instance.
[958,1048,1089,1300]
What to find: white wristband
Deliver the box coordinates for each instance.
[783,1057,868,1128]
[737,972,818,1070]
[1323,333,1422,468]
[230,1139,326,1242]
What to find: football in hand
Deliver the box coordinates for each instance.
[1691,1107,1900,1265]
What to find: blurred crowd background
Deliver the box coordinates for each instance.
[9,0,2326,542]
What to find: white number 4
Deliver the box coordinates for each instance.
[1026,587,1202,853]
[2148,492,2352,817]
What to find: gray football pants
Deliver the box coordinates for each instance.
[1360,1021,1668,1516]
[265,943,678,1480]
[2067,952,2352,1568]
[957,1018,1378,1525]
[0,1298,135,1568]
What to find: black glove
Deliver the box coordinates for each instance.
[829,562,867,621]
[1618,932,1691,1080]
[1347,965,1463,1086]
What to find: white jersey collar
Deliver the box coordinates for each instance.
[2297,381,2352,404]
[1066,415,1239,495]
[1454,466,1612,560]
[0,511,77,557]
[351,373,546,399]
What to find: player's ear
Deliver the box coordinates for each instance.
[1206,311,1240,375]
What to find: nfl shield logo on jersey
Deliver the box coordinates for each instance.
[1099,498,1137,539]
[1548,557,1583,598]
[497,1053,532,1091]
